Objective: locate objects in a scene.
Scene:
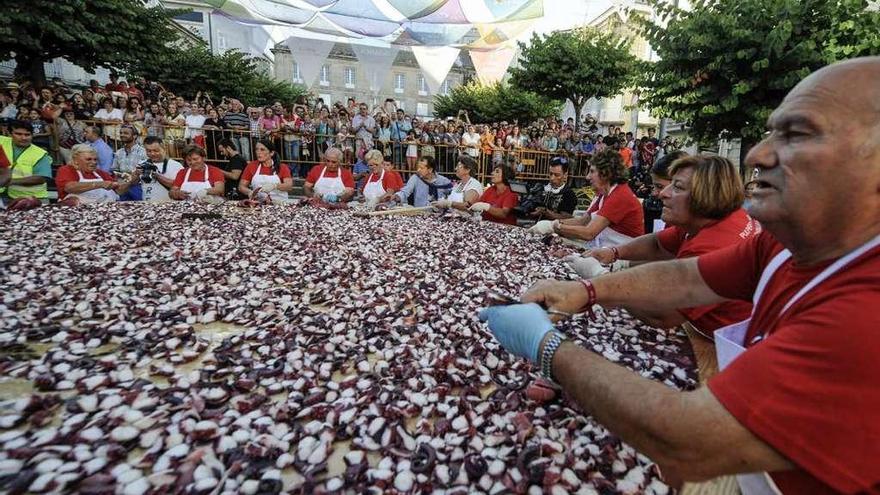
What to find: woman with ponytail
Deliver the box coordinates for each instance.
[238,139,293,202]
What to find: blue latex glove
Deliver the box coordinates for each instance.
[324,193,339,203]
[479,303,554,364]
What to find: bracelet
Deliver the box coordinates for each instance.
[577,279,598,320]
[610,247,620,263]
[539,331,566,381]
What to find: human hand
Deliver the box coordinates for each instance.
[563,254,608,279]
[583,247,615,265]
[478,303,554,363]
[469,202,491,213]
[521,280,591,320]
[529,220,555,235]
[323,193,339,203]
[431,199,452,208]
[261,183,277,193]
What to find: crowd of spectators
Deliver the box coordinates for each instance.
[0,75,682,180]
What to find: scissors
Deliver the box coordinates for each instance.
[485,290,573,320]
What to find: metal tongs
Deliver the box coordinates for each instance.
[485,289,573,320]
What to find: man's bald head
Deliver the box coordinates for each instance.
[785,56,880,127]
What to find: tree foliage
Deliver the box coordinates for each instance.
[128,46,308,107]
[637,0,880,143]
[433,82,562,124]
[509,28,639,128]
[0,0,184,86]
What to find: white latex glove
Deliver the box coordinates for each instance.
[432,199,452,208]
[193,189,208,200]
[469,202,491,213]
[563,254,609,279]
[365,198,379,211]
[610,260,631,272]
[200,194,224,205]
[529,220,555,234]
[261,183,277,193]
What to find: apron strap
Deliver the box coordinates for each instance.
[751,249,792,309]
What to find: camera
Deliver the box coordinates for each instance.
[139,162,158,183]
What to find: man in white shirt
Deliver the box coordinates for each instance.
[351,103,376,154]
[94,98,124,142]
[140,136,184,203]
[184,106,206,142]
[460,125,481,158]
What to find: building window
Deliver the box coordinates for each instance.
[318,93,332,108]
[419,75,430,95]
[394,73,405,94]
[292,62,302,83]
[397,101,406,112]
[217,34,228,51]
[320,65,330,86]
[441,79,451,95]
[174,11,204,23]
[416,102,429,116]
[344,67,356,88]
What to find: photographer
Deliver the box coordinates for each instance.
[140,136,184,203]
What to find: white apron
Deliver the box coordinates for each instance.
[362,170,386,203]
[714,233,880,495]
[313,166,346,197]
[180,167,213,198]
[586,186,635,248]
[70,170,118,203]
[250,163,287,202]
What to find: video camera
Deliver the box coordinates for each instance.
[138,161,158,183]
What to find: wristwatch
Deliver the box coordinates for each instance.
[539,331,567,382]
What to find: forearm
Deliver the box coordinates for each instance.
[156,175,176,189]
[303,184,316,197]
[239,181,254,197]
[0,169,10,187]
[617,234,671,262]
[340,188,355,201]
[65,182,108,194]
[595,258,725,311]
[278,180,293,192]
[223,170,242,181]
[208,184,224,197]
[551,342,792,481]
[541,209,572,221]
[486,206,509,219]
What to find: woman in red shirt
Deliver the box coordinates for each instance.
[555,148,644,247]
[470,165,519,225]
[238,140,293,203]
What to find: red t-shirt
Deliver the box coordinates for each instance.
[656,209,762,332]
[241,162,292,183]
[479,186,519,225]
[698,231,880,494]
[55,165,114,200]
[361,171,399,193]
[305,165,355,188]
[587,184,644,238]
[385,169,405,191]
[172,165,226,188]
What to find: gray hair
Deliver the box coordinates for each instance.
[364,149,383,163]
[324,147,343,162]
[71,143,97,160]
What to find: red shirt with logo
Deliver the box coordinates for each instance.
[241,162,292,183]
[656,208,761,332]
[698,231,880,494]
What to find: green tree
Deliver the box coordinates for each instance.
[433,82,562,124]
[129,46,308,106]
[509,28,639,130]
[0,0,184,87]
[638,0,880,148]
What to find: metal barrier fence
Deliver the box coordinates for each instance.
[47,120,594,186]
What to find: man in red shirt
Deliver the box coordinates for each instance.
[304,147,355,202]
[479,57,880,494]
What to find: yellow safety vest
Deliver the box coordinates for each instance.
[0,135,49,199]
